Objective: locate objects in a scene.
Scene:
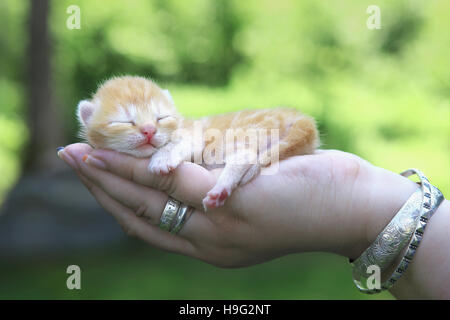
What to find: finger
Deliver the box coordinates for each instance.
[66,145,215,238]
[79,173,197,255]
[86,148,217,209]
[76,155,187,227]
[61,144,167,223]
[58,143,93,170]
[76,155,170,225]
[78,171,215,243]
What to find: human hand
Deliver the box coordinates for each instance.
[58,144,417,268]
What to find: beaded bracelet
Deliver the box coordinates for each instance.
[351,168,445,294]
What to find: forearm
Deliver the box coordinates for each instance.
[388,199,450,299]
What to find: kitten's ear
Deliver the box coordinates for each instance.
[162,89,174,105]
[77,100,95,127]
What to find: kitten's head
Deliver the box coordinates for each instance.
[77,76,180,157]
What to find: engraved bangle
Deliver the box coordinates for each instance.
[380,171,444,291]
[351,168,445,294]
[351,188,423,292]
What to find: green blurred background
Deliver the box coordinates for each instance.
[0,0,448,299]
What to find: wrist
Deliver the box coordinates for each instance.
[280,152,419,261]
[352,165,419,260]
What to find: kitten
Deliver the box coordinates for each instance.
[77,76,320,210]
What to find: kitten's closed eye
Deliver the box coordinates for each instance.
[157,115,175,123]
[108,121,136,126]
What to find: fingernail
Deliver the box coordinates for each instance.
[84,155,107,170]
[56,147,65,158]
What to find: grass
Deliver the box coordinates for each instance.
[0,242,394,300]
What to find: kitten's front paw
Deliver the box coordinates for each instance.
[202,186,231,211]
[148,154,182,175]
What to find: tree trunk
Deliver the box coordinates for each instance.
[25,0,65,172]
[0,1,134,261]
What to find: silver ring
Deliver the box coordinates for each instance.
[158,197,180,231]
[171,204,192,234]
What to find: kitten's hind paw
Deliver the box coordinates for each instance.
[202,187,231,211]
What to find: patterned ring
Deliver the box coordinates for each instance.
[170,204,192,234]
[158,197,181,231]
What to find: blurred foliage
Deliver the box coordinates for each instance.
[0,0,448,299]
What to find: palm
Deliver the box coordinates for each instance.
[176,150,364,267]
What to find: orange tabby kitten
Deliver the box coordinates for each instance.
[77,76,319,210]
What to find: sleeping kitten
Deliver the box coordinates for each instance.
[77,76,320,210]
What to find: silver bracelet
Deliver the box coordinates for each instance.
[351,168,445,294]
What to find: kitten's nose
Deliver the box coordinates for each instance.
[140,124,157,141]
